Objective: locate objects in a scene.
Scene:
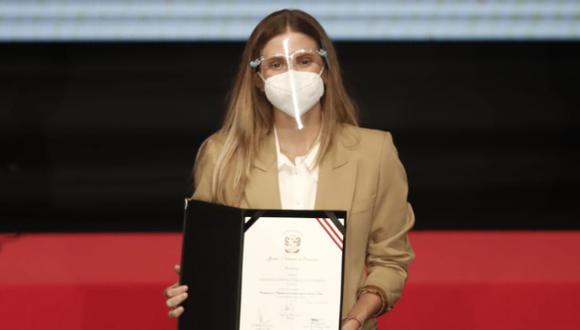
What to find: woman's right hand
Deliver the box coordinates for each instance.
[164,264,189,318]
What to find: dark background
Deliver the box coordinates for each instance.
[1,41,578,232]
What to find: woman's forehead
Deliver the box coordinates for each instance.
[261,32,318,57]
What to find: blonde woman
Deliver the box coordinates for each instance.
[164,9,415,330]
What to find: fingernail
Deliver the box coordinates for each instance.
[184,285,189,291]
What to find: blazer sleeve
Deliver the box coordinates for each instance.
[360,131,416,315]
[190,137,218,203]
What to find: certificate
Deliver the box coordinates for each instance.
[239,211,346,330]
[178,201,346,330]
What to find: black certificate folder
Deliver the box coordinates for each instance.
[178,199,347,330]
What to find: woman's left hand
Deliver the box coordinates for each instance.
[341,318,362,330]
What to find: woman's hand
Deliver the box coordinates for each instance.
[341,291,382,329]
[164,264,189,318]
[341,318,362,330]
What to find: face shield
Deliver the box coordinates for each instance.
[250,38,328,129]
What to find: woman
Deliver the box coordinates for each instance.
[164,9,415,330]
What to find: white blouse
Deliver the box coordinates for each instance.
[273,127,321,210]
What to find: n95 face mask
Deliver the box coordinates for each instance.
[262,69,325,120]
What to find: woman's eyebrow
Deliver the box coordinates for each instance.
[264,48,285,55]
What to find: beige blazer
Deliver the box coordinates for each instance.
[191,124,415,330]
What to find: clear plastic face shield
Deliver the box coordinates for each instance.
[250,37,329,129]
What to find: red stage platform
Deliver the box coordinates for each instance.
[1,231,579,330]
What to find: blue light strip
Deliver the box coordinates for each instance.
[0,0,578,41]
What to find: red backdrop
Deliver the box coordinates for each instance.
[1,231,579,330]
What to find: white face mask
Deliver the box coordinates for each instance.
[262,68,325,121]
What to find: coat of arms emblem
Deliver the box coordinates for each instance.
[283,231,302,254]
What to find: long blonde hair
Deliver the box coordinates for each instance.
[195,9,359,205]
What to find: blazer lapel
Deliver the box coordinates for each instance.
[243,131,282,209]
[243,125,359,212]
[315,125,359,212]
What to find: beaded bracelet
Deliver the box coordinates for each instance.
[357,286,390,317]
[341,314,364,330]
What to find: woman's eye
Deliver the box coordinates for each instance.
[297,56,313,66]
[269,61,283,69]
